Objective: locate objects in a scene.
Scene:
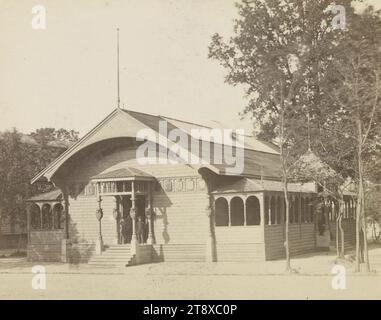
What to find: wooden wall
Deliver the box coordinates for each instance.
[59,144,209,261]
[329,219,356,250]
[264,223,316,260]
[28,230,63,261]
[215,226,265,261]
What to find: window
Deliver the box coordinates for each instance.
[276,197,282,224]
[31,204,41,230]
[246,196,260,225]
[53,204,63,229]
[290,198,294,224]
[230,197,244,226]
[215,198,229,226]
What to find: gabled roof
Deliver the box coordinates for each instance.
[31,107,282,184]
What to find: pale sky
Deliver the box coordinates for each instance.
[0,0,379,136]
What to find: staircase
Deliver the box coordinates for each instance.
[88,245,135,267]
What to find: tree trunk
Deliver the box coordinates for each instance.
[279,105,291,272]
[361,192,370,271]
[355,118,370,272]
[338,198,345,258]
[335,213,340,258]
[283,177,291,272]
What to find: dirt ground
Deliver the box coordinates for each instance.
[0,245,380,300]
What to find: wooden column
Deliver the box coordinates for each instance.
[61,190,70,262]
[146,183,155,245]
[40,204,43,229]
[95,195,104,254]
[130,181,138,252]
[227,198,231,226]
[26,204,31,245]
[243,196,247,226]
[259,192,266,244]
[62,190,70,239]
[268,195,272,226]
[51,204,55,230]
[274,196,278,225]
[205,182,216,262]
[112,196,120,245]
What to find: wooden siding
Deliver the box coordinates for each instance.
[329,219,356,250]
[264,223,316,260]
[28,230,63,261]
[60,144,209,261]
[214,226,265,261]
[153,192,209,245]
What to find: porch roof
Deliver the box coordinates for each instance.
[27,189,63,202]
[91,167,155,181]
[212,178,317,194]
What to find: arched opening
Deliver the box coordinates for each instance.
[230,197,244,226]
[276,197,282,224]
[246,196,260,226]
[264,196,269,225]
[215,198,229,227]
[290,197,295,224]
[305,198,312,222]
[41,204,52,230]
[30,204,41,230]
[295,196,300,223]
[53,203,63,229]
[270,197,276,224]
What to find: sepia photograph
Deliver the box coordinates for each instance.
[0,0,381,305]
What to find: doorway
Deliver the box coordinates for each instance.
[118,195,147,244]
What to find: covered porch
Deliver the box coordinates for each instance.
[89,167,157,265]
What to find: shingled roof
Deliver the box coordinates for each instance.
[31,108,283,183]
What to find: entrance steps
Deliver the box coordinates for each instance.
[88,244,135,267]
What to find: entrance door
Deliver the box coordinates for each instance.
[119,195,147,244]
[135,195,147,243]
[120,196,132,244]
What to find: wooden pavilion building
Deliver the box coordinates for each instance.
[27,108,356,266]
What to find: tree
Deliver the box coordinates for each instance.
[365,185,381,243]
[322,6,381,272]
[0,128,78,247]
[209,0,348,271]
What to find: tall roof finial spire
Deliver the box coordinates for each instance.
[117,28,120,109]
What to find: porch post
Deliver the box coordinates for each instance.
[259,192,266,244]
[61,190,70,262]
[130,181,138,254]
[26,204,31,260]
[40,204,43,229]
[95,195,104,254]
[205,192,216,262]
[112,196,120,245]
[146,183,155,245]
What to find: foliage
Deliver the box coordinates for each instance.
[0,128,78,232]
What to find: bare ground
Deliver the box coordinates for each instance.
[0,245,380,300]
